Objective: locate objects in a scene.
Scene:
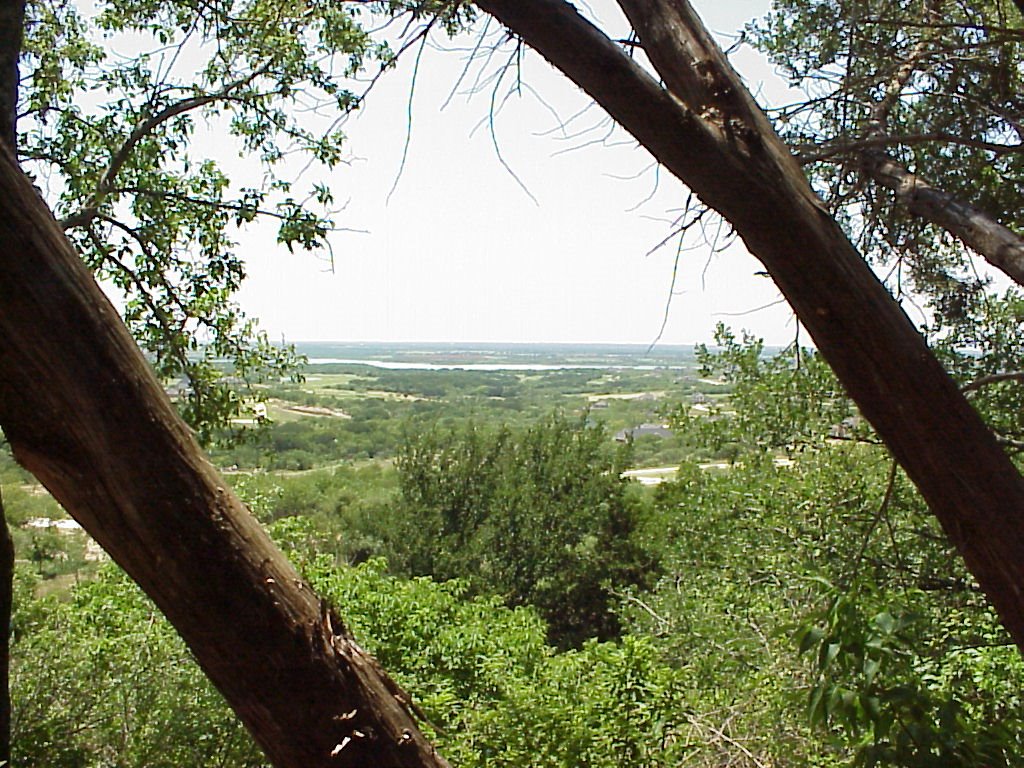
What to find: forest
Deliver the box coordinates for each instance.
[2,1,1024,767]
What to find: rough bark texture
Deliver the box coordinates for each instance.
[0,0,22,152]
[473,0,1024,649]
[0,147,447,768]
[861,149,1024,287]
[0,5,23,764]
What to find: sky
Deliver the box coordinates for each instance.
[233,1,800,347]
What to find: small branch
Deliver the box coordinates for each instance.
[861,16,1024,39]
[85,225,200,403]
[796,132,1023,165]
[386,20,435,205]
[962,371,1024,393]
[113,186,298,222]
[608,588,670,635]
[100,93,223,196]
[94,214,197,327]
[61,67,271,230]
[850,460,899,585]
[995,433,1024,451]
[59,206,100,231]
[683,711,770,768]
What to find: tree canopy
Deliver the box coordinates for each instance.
[753,0,1024,297]
[17,0,472,437]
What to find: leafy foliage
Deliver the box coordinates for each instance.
[12,521,689,768]
[671,323,866,457]
[387,412,654,646]
[799,590,1024,767]
[11,332,1024,767]
[751,0,1024,299]
[11,567,263,767]
[17,0,474,438]
[635,331,1024,767]
[275,520,692,768]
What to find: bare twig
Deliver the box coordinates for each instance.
[850,460,899,585]
[386,20,436,205]
[962,370,1024,393]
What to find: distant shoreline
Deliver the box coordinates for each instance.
[303,358,686,372]
[292,341,701,367]
[290,341,783,370]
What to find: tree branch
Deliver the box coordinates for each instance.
[61,67,272,231]
[962,370,1024,393]
[795,132,1023,165]
[472,0,1024,652]
[865,0,941,135]
[113,185,314,223]
[0,0,24,153]
[0,143,449,768]
[831,0,1024,287]
[861,149,1024,287]
[86,222,200,402]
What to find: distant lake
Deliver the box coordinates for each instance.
[304,358,673,371]
[293,342,702,371]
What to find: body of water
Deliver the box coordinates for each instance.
[305,358,672,371]
[294,342,701,371]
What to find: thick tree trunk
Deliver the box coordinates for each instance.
[0,7,22,765]
[473,0,1024,650]
[860,149,1024,287]
[0,0,23,152]
[0,147,447,767]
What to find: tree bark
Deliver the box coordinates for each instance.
[0,147,447,767]
[0,0,23,152]
[860,149,1024,287]
[473,0,1024,650]
[0,6,23,764]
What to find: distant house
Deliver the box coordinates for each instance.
[828,416,863,440]
[615,423,673,442]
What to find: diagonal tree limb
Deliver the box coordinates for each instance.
[852,0,1024,288]
[0,143,449,768]
[473,0,1024,651]
[962,370,1024,393]
[795,133,1024,164]
[59,68,271,231]
[860,149,1024,286]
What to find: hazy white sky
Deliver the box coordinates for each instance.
[234,1,800,347]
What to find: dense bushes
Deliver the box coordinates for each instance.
[11,524,690,768]
[10,333,1024,766]
[383,413,654,647]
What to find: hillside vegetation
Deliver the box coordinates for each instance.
[6,336,1023,767]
